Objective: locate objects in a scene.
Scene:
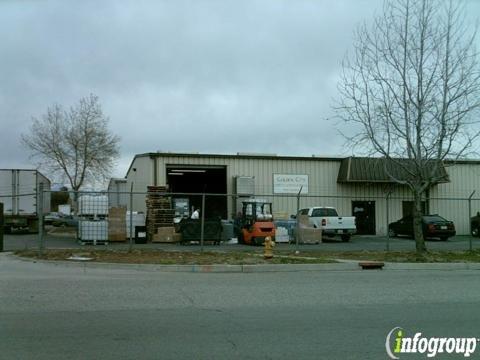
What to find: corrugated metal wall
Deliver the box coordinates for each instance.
[125,154,480,235]
[430,164,480,235]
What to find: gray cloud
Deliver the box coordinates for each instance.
[1,0,478,180]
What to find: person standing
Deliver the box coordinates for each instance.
[191,208,200,219]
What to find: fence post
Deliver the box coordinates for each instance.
[295,186,303,252]
[74,189,79,241]
[200,192,205,252]
[468,190,475,252]
[129,183,134,252]
[38,183,44,256]
[0,203,4,252]
[386,191,391,252]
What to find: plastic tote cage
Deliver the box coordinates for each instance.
[78,220,108,245]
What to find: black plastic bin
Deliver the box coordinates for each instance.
[135,226,147,244]
[179,218,222,244]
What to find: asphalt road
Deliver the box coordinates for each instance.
[4,231,480,253]
[1,254,480,359]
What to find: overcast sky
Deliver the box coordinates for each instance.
[1,0,479,180]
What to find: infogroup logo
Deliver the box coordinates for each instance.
[385,327,478,359]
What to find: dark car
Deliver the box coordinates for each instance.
[471,212,480,237]
[388,214,456,241]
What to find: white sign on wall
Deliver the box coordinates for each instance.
[273,174,309,194]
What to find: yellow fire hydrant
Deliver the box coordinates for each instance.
[264,236,275,259]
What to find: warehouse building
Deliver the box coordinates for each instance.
[123,152,480,236]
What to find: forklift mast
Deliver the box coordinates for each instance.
[242,200,273,223]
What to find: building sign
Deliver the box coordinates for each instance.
[273,174,309,194]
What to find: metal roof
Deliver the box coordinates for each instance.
[136,152,344,162]
[337,157,450,184]
[125,152,480,178]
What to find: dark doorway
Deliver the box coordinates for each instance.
[352,201,376,235]
[166,165,227,219]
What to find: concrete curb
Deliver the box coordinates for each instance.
[4,253,480,273]
[6,253,357,272]
[384,262,480,270]
[241,263,359,272]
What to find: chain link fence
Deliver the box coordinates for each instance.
[1,187,480,253]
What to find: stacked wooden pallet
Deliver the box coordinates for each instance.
[146,186,175,241]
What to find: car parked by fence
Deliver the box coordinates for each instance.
[388,214,456,241]
[52,215,78,228]
[470,212,480,237]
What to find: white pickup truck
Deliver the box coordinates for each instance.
[298,207,356,242]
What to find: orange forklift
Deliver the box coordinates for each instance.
[235,199,275,246]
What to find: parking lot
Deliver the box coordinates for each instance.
[3,232,480,253]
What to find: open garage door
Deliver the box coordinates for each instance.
[166,165,227,219]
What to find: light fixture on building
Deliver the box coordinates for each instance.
[170,169,206,173]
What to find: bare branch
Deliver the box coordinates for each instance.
[21,94,120,190]
[334,0,480,252]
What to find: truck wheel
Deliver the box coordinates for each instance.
[471,227,479,237]
[4,226,12,234]
[440,236,448,241]
[388,228,396,237]
[341,234,351,242]
[238,233,244,244]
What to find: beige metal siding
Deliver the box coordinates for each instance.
[125,154,480,235]
[149,156,400,234]
[125,156,154,211]
[430,164,480,235]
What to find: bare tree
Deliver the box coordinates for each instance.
[22,94,120,192]
[336,0,480,253]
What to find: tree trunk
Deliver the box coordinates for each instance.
[72,188,80,215]
[413,191,426,253]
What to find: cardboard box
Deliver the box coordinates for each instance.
[298,215,310,227]
[109,233,126,242]
[298,228,322,244]
[108,206,127,242]
[151,226,177,243]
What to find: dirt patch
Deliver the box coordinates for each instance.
[301,250,480,263]
[15,249,335,265]
[17,249,480,264]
